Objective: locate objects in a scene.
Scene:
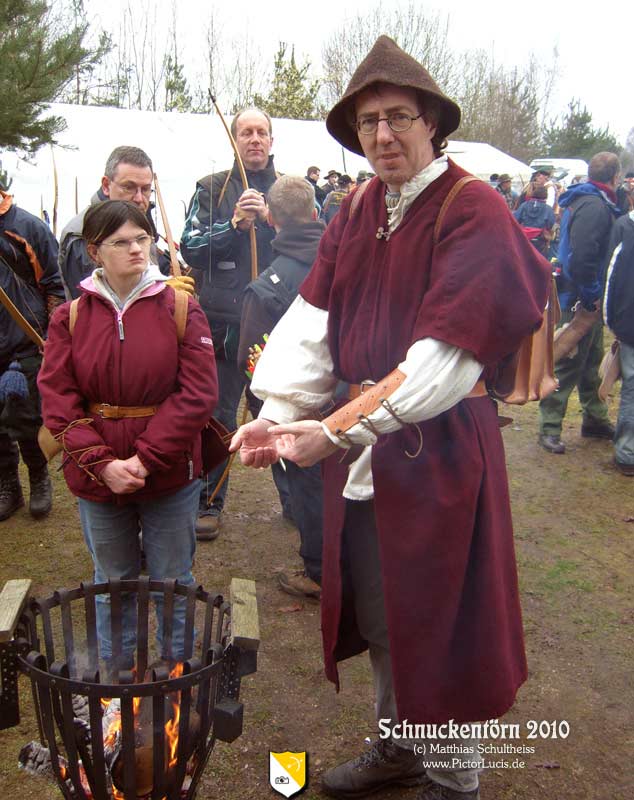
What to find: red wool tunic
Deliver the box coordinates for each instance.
[300,159,552,724]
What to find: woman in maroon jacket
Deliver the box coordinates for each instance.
[38,200,218,672]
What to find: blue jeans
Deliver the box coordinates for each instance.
[285,460,323,582]
[78,479,199,663]
[616,341,634,465]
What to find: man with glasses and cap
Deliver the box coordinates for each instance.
[59,146,171,300]
[231,36,551,800]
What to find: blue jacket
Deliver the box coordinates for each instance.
[556,181,620,311]
[513,199,555,231]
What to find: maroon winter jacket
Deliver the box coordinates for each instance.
[38,280,217,503]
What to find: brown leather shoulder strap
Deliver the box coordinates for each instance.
[349,176,375,219]
[69,297,80,335]
[433,175,480,245]
[173,288,188,344]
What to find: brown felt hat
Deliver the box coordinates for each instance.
[326,35,461,156]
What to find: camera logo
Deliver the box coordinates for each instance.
[269,751,307,797]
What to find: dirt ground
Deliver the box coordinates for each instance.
[0,395,633,800]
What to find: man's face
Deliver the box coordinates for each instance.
[328,174,338,186]
[354,85,436,191]
[235,111,273,171]
[624,177,634,193]
[102,163,153,212]
[309,169,320,182]
[501,180,511,191]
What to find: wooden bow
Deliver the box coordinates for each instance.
[204,95,260,506]
[209,92,258,281]
[153,172,181,277]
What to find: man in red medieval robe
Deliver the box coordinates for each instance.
[230,36,551,800]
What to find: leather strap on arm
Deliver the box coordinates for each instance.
[323,369,406,438]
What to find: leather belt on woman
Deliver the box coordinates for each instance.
[347,378,488,401]
[88,402,158,419]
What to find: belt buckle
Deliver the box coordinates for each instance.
[98,403,111,418]
[359,379,376,395]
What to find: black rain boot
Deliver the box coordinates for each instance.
[0,469,24,521]
[28,465,52,519]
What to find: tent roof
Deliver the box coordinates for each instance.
[3,103,531,240]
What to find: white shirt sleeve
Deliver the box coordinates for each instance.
[250,294,484,501]
[321,338,484,447]
[252,295,338,423]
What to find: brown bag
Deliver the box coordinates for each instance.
[433,176,560,406]
[598,339,621,401]
[487,277,560,404]
[552,302,601,363]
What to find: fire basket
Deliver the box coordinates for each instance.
[0,576,259,800]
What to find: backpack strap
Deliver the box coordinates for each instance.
[69,297,80,335]
[433,176,480,245]
[349,176,375,219]
[173,288,188,344]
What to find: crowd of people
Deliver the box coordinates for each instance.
[1,32,633,800]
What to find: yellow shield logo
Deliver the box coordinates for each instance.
[269,751,307,797]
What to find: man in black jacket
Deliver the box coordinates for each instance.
[0,192,65,519]
[538,152,621,453]
[181,107,278,539]
[238,176,325,597]
[605,210,634,474]
[305,166,326,207]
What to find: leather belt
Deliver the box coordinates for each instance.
[347,378,488,401]
[88,402,158,419]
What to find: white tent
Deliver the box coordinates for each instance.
[3,104,531,241]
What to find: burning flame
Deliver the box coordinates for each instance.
[165,661,184,770]
[105,662,185,800]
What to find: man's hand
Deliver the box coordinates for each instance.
[268,420,339,468]
[102,459,146,494]
[230,418,280,468]
[234,189,268,229]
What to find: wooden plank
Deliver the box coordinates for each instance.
[0,579,31,642]
[229,578,259,651]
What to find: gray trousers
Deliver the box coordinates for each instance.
[343,500,480,793]
[616,341,634,465]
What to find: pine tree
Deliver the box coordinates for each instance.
[164,52,192,112]
[0,0,104,152]
[253,43,321,120]
[543,99,621,160]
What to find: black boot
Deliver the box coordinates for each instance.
[0,470,24,521]
[28,466,52,519]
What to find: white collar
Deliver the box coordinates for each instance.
[387,155,449,233]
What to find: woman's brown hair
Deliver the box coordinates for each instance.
[82,200,152,245]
